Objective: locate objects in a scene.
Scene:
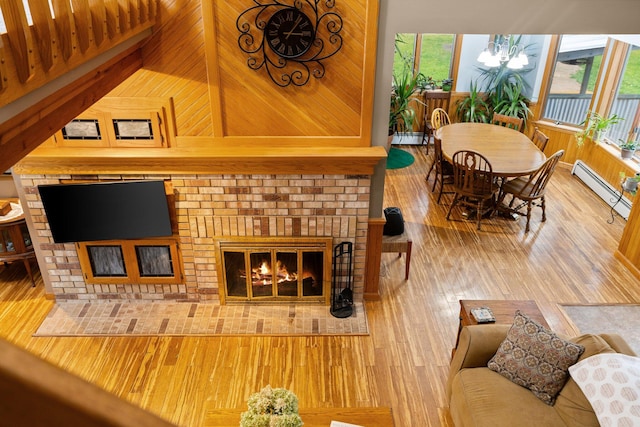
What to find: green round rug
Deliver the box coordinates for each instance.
[386,147,415,169]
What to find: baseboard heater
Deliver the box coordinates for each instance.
[571,160,632,220]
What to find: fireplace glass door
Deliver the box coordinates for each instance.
[220,243,327,303]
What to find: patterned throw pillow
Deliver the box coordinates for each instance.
[569,353,640,426]
[487,310,585,405]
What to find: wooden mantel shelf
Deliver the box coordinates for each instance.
[14,146,388,176]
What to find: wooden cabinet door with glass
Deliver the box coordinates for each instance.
[77,238,183,284]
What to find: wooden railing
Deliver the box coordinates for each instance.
[0,0,158,108]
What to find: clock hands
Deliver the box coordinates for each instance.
[284,16,302,40]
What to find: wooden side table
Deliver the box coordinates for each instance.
[453,299,549,357]
[381,232,412,280]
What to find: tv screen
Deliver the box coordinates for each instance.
[38,180,173,243]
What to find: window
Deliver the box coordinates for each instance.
[417,34,455,84]
[52,97,176,148]
[608,40,640,147]
[113,119,154,140]
[393,33,455,85]
[543,35,606,126]
[62,119,102,140]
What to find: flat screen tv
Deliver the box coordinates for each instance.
[38,180,173,243]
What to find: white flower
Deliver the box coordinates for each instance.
[240,386,303,427]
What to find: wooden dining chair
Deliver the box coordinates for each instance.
[421,91,451,153]
[426,137,454,204]
[431,107,450,133]
[531,127,549,152]
[496,150,565,233]
[492,113,524,132]
[446,150,499,230]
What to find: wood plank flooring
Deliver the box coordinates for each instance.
[2,144,640,426]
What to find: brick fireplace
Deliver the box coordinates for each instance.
[19,172,372,303]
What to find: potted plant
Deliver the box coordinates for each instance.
[441,78,453,92]
[619,139,638,159]
[575,111,624,146]
[620,172,640,195]
[455,81,490,123]
[389,69,423,142]
[416,73,437,91]
[491,82,531,126]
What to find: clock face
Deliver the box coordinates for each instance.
[265,8,315,59]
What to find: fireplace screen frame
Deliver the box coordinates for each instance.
[215,236,333,304]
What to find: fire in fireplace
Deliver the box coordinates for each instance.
[215,237,332,304]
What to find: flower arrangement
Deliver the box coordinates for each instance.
[240,386,303,427]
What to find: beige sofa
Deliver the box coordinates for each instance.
[447,324,636,427]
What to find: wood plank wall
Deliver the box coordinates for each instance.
[96,0,379,144]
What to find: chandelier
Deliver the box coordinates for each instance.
[477,35,528,69]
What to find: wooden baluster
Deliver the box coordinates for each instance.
[138,0,148,24]
[104,0,120,39]
[0,38,8,92]
[117,0,131,33]
[51,0,75,61]
[0,0,33,83]
[27,0,56,72]
[88,0,107,46]
[71,0,93,53]
[148,0,156,22]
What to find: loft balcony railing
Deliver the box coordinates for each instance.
[0,0,158,109]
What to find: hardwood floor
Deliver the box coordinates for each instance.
[2,144,640,426]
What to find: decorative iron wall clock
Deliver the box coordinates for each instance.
[236,0,344,87]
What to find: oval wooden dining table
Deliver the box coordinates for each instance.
[436,122,546,177]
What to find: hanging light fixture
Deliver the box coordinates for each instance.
[477,35,528,69]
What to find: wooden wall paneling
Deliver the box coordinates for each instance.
[0,0,33,83]
[617,199,640,280]
[51,0,76,61]
[71,0,94,53]
[108,0,211,137]
[209,0,373,142]
[88,0,107,46]
[27,0,56,71]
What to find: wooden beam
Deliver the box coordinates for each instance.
[14,145,387,176]
[0,46,144,172]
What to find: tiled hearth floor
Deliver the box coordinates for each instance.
[34,301,369,337]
